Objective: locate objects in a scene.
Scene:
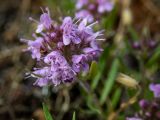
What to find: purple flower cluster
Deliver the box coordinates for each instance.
[21,8,103,86]
[126,83,160,120]
[132,39,157,50]
[75,0,114,22]
[137,99,160,119]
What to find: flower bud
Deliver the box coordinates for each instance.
[132,41,141,49]
[139,99,150,110]
[116,73,138,89]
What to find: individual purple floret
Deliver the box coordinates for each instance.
[61,17,81,45]
[149,84,160,98]
[72,54,89,73]
[21,8,103,86]
[21,37,44,60]
[36,8,52,33]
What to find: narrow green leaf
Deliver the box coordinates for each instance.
[91,46,110,90]
[100,59,119,104]
[72,111,76,120]
[91,72,102,90]
[128,26,139,40]
[111,88,121,109]
[43,103,53,120]
[87,95,101,114]
[147,45,160,67]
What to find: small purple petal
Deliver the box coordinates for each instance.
[149,83,160,98]
[36,24,44,33]
[35,78,49,86]
[72,64,81,73]
[72,37,81,44]
[83,47,95,53]
[149,84,155,91]
[72,54,89,73]
[63,35,71,45]
[72,54,86,63]
[40,13,52,29]
[57,42,64,48]
[62,17,73,28]
[33,67,49,76]
[82,63,89,72]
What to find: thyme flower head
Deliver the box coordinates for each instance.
[21,8,103,86]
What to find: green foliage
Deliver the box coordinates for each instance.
[128,26,139,40]
[88,61,98,80]
[72,112,76,120]
[147,45,160,67]
[102,6,118,30]
[100,58,119,104]
[111,87,121,109]
[86,95,101,115]
[43,103,54,120]
[91,46,111,90]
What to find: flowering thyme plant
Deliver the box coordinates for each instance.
[21,8,103,86]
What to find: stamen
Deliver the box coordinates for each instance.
[46,7,50,16]
[97,34,104,36]
[96,38,106,41]
[74,18,82,24]
[29,17,39,23]
[40,7,45,13]
[20,38,30,43]
[39,32,46,37]
[87,21,98,28]
[24,75,32,79]
[24,72,32,79]
[72,17,77,22]
[31,72,42,78]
